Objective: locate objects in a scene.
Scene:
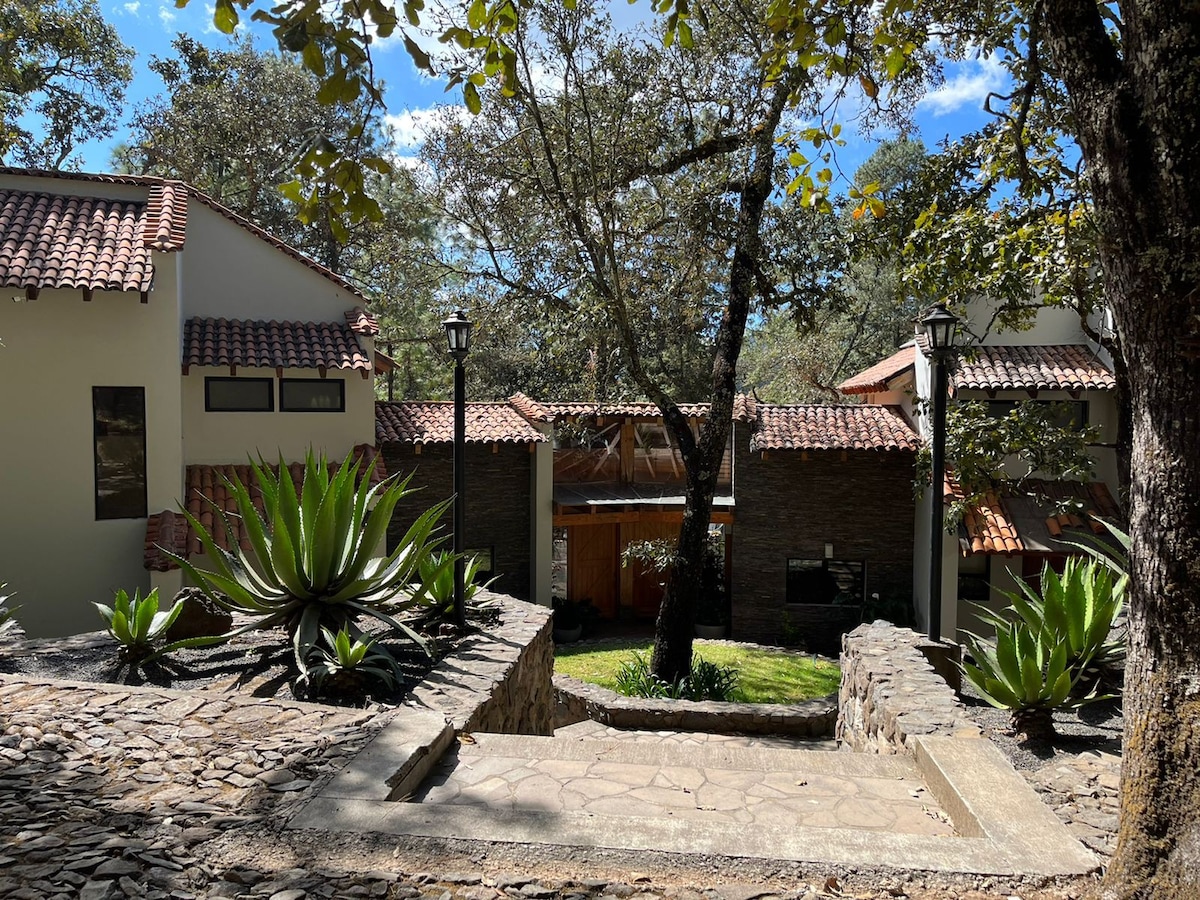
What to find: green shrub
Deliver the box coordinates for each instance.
[0,584,20,638]
[171,449,451,682]
[301,626,401,697]
[614,651,739,702]
[94,587,206,662]
[416,551,497,620]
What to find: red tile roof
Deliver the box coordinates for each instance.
[954,345,1116,392]
[0,167,364,299]
[838,346,917,395]
[183,317,371,374]
[538,400,711,420]
[509,392,554,423]
[375,401,547,445]
[144,446,385,571]
[749,404,920,452]
[0,185,187,293]
[946,476,1122,555]
[345,307,379,336]
[732,393,758,423]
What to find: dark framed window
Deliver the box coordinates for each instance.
[987,399,1089,430]
[93,387,147,520]
[280,378,345,412]
[786,558,865,605]
[958,553,992,607]
[205,377,274,412]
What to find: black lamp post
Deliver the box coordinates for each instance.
[443,309,473,630]
[922,303,960,642]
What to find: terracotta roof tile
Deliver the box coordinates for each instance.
[954,345,1116,392]
[540,400,711,419]
[144,445,385,570]
[732,393,758,423]
[375,401,547,444]
[509,392,554,423]
[749,404,920,452]
[0,187,180,292]
[946,475,1122,555]
[345,306,380,336]
[838,346,917,395]
[144,182,188,251]
[0,166,363,299]
[183,317,371,373]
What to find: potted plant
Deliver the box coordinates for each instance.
[552,596,583,643]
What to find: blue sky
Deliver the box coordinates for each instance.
[86,0,1008,183]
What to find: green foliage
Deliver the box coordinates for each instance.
[918,398,1100,526]
[614,651,738,702]
[416,551,497,618]
[0,584,20,638]
[962,557,1125,734]
[301,626,401,696]
[0,0,133,167]
[171,449,451,681]
[93,588,188,661]
[620,533,727,625]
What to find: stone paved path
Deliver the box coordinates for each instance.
[414,731,954,836]
[1024,751,1121,860]
[555,721,839,752]
[0,674,1091,900]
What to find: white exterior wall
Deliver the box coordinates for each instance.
[0,264,183,637]
[179,203,361,322]
[965,298,1089,345]
[181,367,375,465]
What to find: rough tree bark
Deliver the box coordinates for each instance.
[1039,2,1200,896]
[649,74,796,684]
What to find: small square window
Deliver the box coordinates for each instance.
[205,377,273,412]
[280,379,345,412]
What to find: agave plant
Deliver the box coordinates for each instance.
[300,626,401,696]
[0,584,20,638]
[416,551,497,618]
[171,449,452,678]
[94,587,194,662]
[961,614,1087,741]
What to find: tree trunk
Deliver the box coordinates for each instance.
[1039,3,1200,896]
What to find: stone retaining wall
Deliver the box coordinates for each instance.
[837,621,980,753]
[412,592,555,735]
[554,675,836,737]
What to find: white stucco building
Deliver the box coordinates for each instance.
[839,298,1122,641]
[0,169,381,636]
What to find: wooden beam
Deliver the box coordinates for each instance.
[25,286,39,301]
[139,290,149,304]
[620,421,635,483]
[82,288,93,302]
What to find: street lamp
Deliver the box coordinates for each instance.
[922,303,960,642]
[443,309,473,630]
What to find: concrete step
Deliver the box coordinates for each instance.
[553,719,838,751]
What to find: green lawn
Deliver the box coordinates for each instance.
[554,640,841,704]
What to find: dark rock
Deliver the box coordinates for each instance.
[163,589,233,641]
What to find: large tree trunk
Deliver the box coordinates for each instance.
[1039,3,1200,896]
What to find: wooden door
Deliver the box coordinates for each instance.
[622,521,680,619]
[567,524,619,617]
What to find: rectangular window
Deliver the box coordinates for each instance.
[93,387,147,520]
[957,553,992,606]
[987,399,1088,430]
[205,377,273,412]
[786,558,865,605]
[280,378,345,412]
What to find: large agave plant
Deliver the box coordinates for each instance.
[171,449,454,674]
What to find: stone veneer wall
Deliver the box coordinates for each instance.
[837,621,980,753]
[554,675,836,737]
[384,443,533,600]
[410,591,555,735]
[730,421,917,655]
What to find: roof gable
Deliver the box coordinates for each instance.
[838,346,916,395]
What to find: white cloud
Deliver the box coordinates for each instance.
[122,2,140,15]
[919,55,1007,116]
[158,4,176,27]
[385,105,471,150]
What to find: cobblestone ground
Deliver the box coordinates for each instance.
[1024,751,1121,860]
[0,676,1092,900]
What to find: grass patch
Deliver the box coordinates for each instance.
[554,640,840,704]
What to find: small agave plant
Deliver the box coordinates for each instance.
[301,626,401,697]
[416,551,497,620]
[0,584,21,639]
[94,587,203,663]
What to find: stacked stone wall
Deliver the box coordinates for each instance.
[837,621,980,753]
